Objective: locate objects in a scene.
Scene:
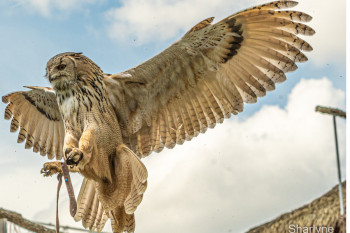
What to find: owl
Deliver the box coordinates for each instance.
[2,1,314,232]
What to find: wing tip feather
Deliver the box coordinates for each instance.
[2,95,10,104]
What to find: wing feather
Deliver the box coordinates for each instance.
[165,104,177,147]
[38,119,50,156]
[173,100,186,144]
[45,123,55,160]
[154,114,164,152]
[178,96,193,140]
[208,79,232,119]
[236,55,276,91]
[136,127,151,156]
[203,81,225,122]
[162,108,174,147]
[2,86,64,159]
[184,93,201,136]
[198,88,216,129]
[190,91,209,133]
[103,0,314,157]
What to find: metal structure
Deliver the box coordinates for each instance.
[0,219,7,233]
[315,105,346,215]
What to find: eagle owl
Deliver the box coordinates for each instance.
[2,1,314,232]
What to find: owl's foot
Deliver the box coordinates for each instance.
[41,161,62,177]
[65,148,84,166]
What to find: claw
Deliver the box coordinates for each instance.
[66,149,83,166]
[65,147,72,159]
[41,161,63,176]
[66,155,82,166]
[40,167,50,176]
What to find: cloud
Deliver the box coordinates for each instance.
[297,0,346,67]
[105,0,244,45]
[12,0,98,17]
[105,0,345,66]
[3,77,343,233]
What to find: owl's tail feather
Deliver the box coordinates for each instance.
[74,178,109,233]
[109,207,135,233]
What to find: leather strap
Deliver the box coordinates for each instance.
[56,173,63,233]
[55,161,77,233]
[61,161,77,217]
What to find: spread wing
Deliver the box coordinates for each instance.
[103,1,314,157]
[2,86,65,159]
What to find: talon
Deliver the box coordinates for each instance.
[66,155,82,166]
[65,148,72,159]
[40,167,50,176]
[66,148,83,166]
[41,161,63,176]
[41,168,51,177]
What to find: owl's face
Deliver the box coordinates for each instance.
[46,52,104,91]
[46,52,79,91]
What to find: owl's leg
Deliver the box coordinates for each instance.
[64,128,94,169]
[40,161,79,177]
[63,131,86,168]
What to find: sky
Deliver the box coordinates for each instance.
[0,0,346,233]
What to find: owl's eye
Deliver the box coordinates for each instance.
[57,64,66,71]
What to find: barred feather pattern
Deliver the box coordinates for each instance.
[74,179,109,232]
[104,0,314,157]
[110,208,136,233]
[2,86,64,159]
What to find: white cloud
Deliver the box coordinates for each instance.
[297,0,346,67]
[13,0,98,17]
[106,0,345,66]
[0,77,344,233]
[105,0,243,45]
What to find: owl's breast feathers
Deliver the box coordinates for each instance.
[55,74,115,132]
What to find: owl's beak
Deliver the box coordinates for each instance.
[48,74,53,82]
[48,74,63,82]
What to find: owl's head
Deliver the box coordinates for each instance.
[46,52,103,91]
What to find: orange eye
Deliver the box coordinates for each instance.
[57,64,66,70]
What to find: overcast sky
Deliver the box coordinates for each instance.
[0,0,346,233]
